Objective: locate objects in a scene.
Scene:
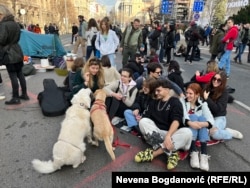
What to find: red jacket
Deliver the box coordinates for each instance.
[222,25,238,50]
[196,71,216,83]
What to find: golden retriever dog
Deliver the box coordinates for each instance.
[32,88,93,174]
[90,89,115,160]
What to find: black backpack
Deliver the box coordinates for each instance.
[37,79,70,117]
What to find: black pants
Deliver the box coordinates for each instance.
[185,45,198,63]
[165,47,172,63]
[6,67,27,98]
[0,73,2,83]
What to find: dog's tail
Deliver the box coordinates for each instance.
[103,136,116,161]
[32,159,63,174]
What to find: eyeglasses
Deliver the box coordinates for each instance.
[154,71,162,75]
[212,77,222,83]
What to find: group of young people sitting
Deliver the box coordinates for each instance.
[64,55,243,172]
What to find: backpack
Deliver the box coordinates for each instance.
[91,34,97,48]
[37,79,70,117]
[233,33,240,47]
[22,64,36,76]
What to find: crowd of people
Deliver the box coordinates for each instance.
[0,3,245,172]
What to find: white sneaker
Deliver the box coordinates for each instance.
[200,153,210,171]
[226,128,243,139]
[0,95,5,100]
[111,116,124,126]
[190,151,200,169]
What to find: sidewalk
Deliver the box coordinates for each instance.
[199,45,250,66]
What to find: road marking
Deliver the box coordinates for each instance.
[234,100,250,112]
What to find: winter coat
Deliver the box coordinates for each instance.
[180,97,214,128]
[168,70,185,92]
[148,27,161,50]
[222,25,238,50]
[209,29,225,55]
[0,15,23,66]
[95,30,119,55]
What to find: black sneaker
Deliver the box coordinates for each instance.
[5,98,21,105]
[19,94,30,100]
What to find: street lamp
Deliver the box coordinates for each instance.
[20,9,26,24]
[64,0,68,34]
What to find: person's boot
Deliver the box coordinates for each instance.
[5,98,21,105]
[19,94,30,100]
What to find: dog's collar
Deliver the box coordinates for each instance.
[90,100,107,114]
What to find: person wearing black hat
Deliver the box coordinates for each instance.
[73,15,88,58]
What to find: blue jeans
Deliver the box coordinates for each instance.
[86,46,93,61]
[124,109,138,127]
[210,116,232,140]
[235,43,247,63]
[189,114,210,142]
[159,43,165,62]
[218,50,232,76]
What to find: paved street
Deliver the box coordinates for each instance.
[0,34,250,188]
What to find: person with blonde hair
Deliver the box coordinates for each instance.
[70,57,105,100]
[0,4,29,105]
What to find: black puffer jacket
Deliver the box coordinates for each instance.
[0,15,23,65]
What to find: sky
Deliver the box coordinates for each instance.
[96,0,116,6]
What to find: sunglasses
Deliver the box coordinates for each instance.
[212,77,222,83]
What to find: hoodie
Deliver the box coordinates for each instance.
[222,25,238,50]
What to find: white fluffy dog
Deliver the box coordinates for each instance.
[32,88,92,174]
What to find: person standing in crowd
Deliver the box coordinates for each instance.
[159,22,169,63]
[184,20,204,65]
[48,23,55,34]
[134,79,192,170]
[71,23,78,44]
[203,71,243,140]
[164,24,175,66]
[203,24,211,46]
[181,83,214,171]
[233,23,250,64]
[73,15,88,58]
[209,23,227,61]
[120,18,144,67]
[148,20,161,52]
[85,18,98,61]
[44,24,49,34]
[0,4,29,105]
[33,24,41,34]
[218,18,238,79]
[141,24,149,56]
[95,18,119,68]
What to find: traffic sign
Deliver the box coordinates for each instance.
[193,0,204,12]
[161,0,174,15]
[193,13,200,21]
